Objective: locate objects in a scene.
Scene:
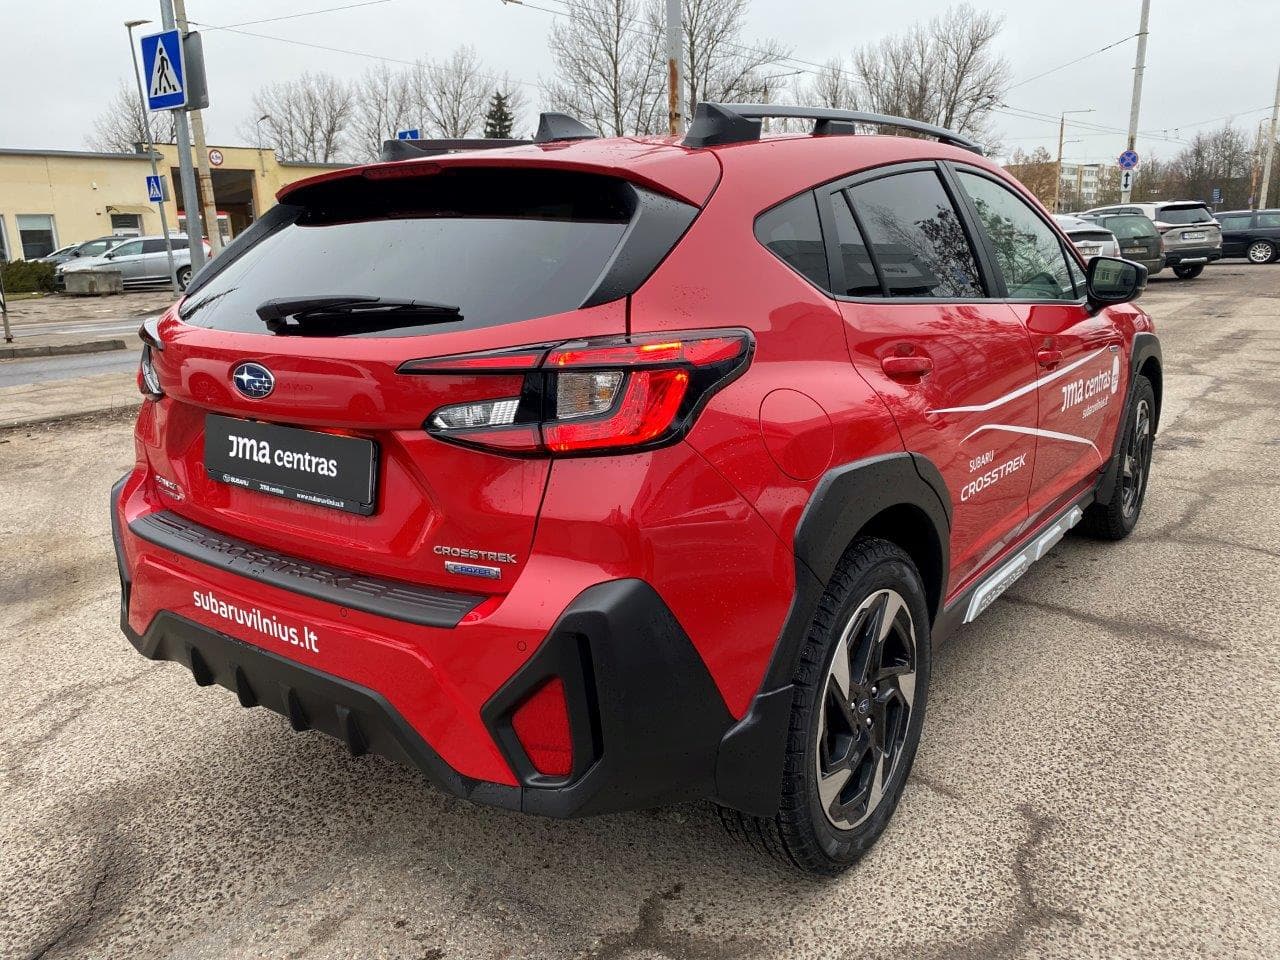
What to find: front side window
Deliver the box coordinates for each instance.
[109,240,144,258]
[16,214,56,260]
[79,239,116,257]
[957,171,1075,301]
[847,171,984,299]
[756,193,830,289]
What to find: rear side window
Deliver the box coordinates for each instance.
[755,193,830,289]
[847,171,984,299]
[1103,215,1158,240]
[1217,214,1251,230]
[828,193,881,297]
[1158,204,1213,225]
[110,240,143,257]
[956,171,1073,300]
[180,168,667,337]
[1257,213,1280,228]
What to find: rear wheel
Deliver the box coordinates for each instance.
[1172,263,1204,279]
[1081,375,1155,540]
[719,538,930,875]
[1247,240,1276,264]
[176,265,192,290]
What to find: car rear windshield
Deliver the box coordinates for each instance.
[1069,230,1114,243]
[1158,204,1214,225]
[179,168,638,337]
[1101,216,1157,240]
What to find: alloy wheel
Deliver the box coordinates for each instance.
[1247,241,1275,264]
[815,588,917,831]
[1121,398,1152,519]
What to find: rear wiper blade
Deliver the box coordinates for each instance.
[255,296,463,335]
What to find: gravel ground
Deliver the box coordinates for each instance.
[1,264,1277,960]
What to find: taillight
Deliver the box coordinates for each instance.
[137,316,165,398]
[510,677,573,777]
[401,329,752,455]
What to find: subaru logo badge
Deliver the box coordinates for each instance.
[232,362,274,399]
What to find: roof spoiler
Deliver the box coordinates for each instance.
[682,102,984,155]
[377,113,600,162]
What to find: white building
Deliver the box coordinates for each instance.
[1059,162,1104,209]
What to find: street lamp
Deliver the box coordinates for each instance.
[254,114,271,176]
[1054,109,1094,212]
[125,18,179,295]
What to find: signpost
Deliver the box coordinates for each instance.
[396,129,422,141]
[0,261,11,345]
[1211,186,1223,206]
[1118,149,1140,170]
[140,29,187,111]
[1120,169,1135,195]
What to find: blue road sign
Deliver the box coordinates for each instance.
[1118,149,1140,170]
[1211,187,1223,204]
[140,30,187,111]
[145,175,166,203]
[396,128,422,140]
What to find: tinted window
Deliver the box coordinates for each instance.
[756,193,829,289]
[1102,215,1158,240]
[957,171,1074,301]
[109,240,144,257]
[847,171,983,298]
[828,193,881,296]
[1158,204,1213,225]
[80,239,115,256]
[1257,213,1280,228]
[1216,215,1252,231]
[142,239,167,254]
[180,169,639,337]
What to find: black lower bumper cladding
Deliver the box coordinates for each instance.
[112,476,790,817]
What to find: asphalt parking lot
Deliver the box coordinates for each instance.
[1,264,1277,960]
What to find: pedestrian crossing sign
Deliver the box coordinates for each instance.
[146,175,167,203]
[141,29,187,111]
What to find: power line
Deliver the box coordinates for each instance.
[199,0,395,32]
[1004,33,1137,93]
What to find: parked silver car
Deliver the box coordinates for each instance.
[1078,212,1164,277]
[1082,200,1221,279]
[57,234,206,290]
[1053,215,1120,260]
[36,235,132,266]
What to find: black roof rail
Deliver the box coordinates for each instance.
[534,112,600,144]
[682,102,984,155]
[379,138,529,162]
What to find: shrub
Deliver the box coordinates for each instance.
[1,259,57,294]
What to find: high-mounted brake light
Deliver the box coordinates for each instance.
[406,330,752,456]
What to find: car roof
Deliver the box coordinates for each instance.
[280,131,1012,212]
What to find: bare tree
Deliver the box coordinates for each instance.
[805,59,860,111]
[851,3,1009,142]
[412,46,494,138]
[243,72,356,163]
[1004,146,1056,205]
[542,0,666,136]
[662,0,790,110]
[87,79,175,152]
[350,63,415,161]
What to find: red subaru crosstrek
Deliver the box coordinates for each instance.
[111,104,1161,874]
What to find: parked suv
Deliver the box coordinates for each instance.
[1215,208,1280,263]
[1082,200,1221,278]
[1053,214,1120,260]
[58,234,206,290]
[1079,212,1164,276]
[111,104,1161,874]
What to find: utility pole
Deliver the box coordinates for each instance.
[160,0,205,272]
[1258,63,1280,212]
[0,261,11,345]
[1054,112,1091,213]
[126,18,179,295]
[665,0,683,136]
[172,0,221,258]
[1121,0,1151,203]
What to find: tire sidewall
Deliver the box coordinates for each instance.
[1118,376,1157,532]
[1248,241,1275,264]
[177,266,192,289]
[799,552,932,865]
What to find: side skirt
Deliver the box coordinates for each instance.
[933,492,1093,642]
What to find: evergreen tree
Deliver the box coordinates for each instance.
[483,92,515,139]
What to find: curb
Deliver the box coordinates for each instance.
[0,338,130,360]
[0,399,142,434]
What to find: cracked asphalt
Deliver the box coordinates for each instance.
[1,264,1278,960]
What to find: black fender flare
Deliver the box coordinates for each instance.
[1096,331,1162,504]
[714,451,952,816]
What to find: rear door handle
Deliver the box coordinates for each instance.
[1036,348,1063,369]
[881,355,934,378]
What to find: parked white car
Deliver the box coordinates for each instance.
[1053,215,1120,260]
[57,234,208,290]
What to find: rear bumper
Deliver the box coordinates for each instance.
[1163,244,1222,267]
[111,474,788,818]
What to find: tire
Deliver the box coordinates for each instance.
[1080,375,1156,541]
[719,538,931,875]
[176,265,192,290]
[1172,264,1204,279]
[1246,240,1276,265]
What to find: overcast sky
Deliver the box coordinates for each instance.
[3,0,1277,165]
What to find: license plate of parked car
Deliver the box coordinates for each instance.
[1182,231,1206,241]
[203,414,378,515]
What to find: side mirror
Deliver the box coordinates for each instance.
[1086,256,1146,308]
